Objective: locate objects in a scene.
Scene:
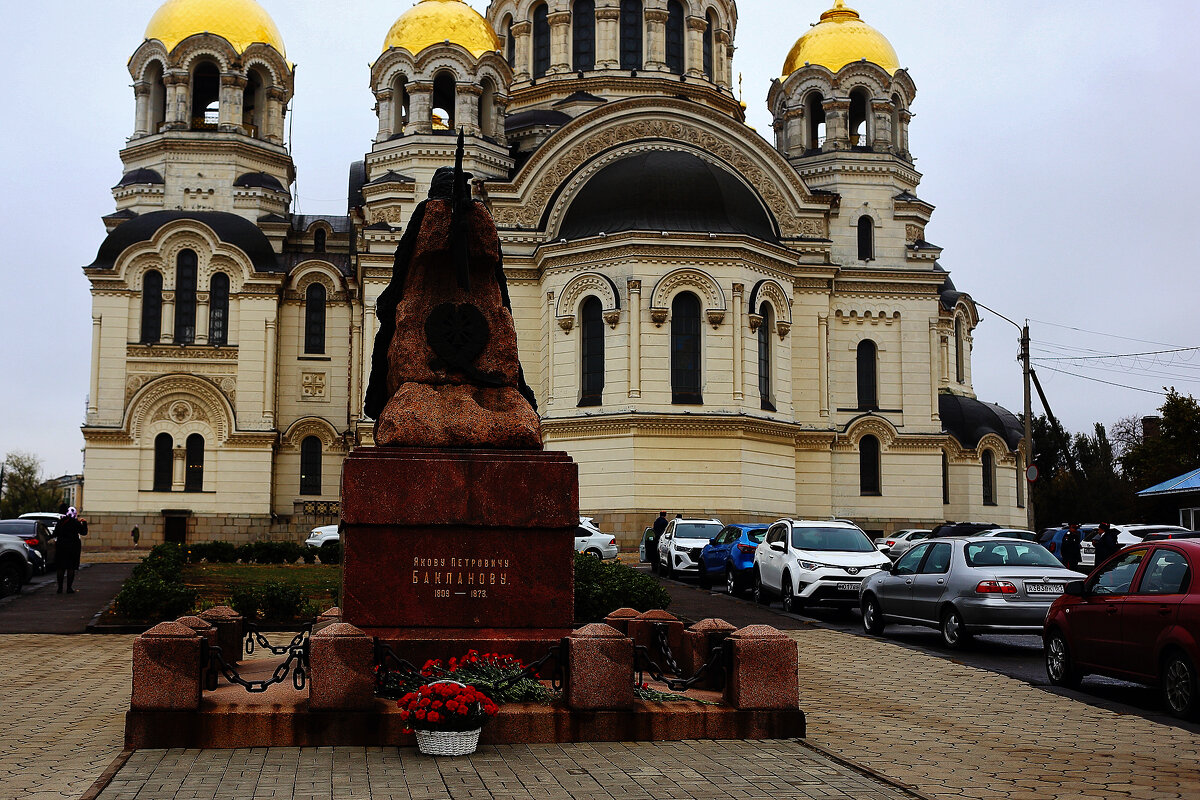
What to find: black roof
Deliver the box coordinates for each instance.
[86,211,280,273]
[234,172,288,193]
[505,109,571,132]
[939,276,963,310]
[292,214,352,234]
[939,392,1023,451]
[553,91,605,106]
[116,168,164,187]
[348,160,367,210]
[558,150,778,242]
[365,170,416,186]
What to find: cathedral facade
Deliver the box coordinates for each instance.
[81,0,1028,548]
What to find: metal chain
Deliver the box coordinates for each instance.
[244,622,313,656]
[652,623,683,676]
[634,639,727,692]
[204,641,309,693]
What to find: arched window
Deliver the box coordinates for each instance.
[479,78,496,138]
[806,92,826,150]
[758,302,774,411]
[174,249,197,345]
[857,216,874,261]
[313,228,326,253]
[153,433,173,492]
[671,292,702,404]
[849,87,870,148]
[141,270,162,344]
[242,68,265,137]
[391,74,409,133]
[860,435,881,495]
[954,317,965,383]
[305,282,326,354]
[702,12,715,80]
[190,61,220,130]
[857,339,878,410]
[504,16,515,66]
[665,0,685,73]
[300,436,322,496]
[533,4,551,78]
[185,434,204,492]
[579,296,604,406]
[620,0,643,70]
[209,273,229,346]
[573,0,596,71]
[982,450,996,505]
[942,451,950,505]
[431,71,456,130]
[146,62,166,133]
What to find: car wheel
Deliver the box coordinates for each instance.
[0,561,22,598]
[781,574,798,613]
[1044,629,1082,688]
[584,548,603,559]
[664,554,675,579]
[1162,650,1199,720]
[939,606,971,649]
[753,570,770,605]
[725,566,744,597]
[862,595,886,635]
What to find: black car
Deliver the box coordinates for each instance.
[0,534,35,595]
[0,519,55,569]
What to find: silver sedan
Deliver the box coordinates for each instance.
[859,537,1086,648]
[873,529,931,560]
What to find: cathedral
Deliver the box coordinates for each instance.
[81,0,1028,548]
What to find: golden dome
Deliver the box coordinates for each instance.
[782,1,899,78]
[144,0,286,56]
[382,0,500,57]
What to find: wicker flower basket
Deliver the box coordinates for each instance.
[414,727,483,757]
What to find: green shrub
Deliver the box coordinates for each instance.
[230,580,307,623]
[573,553,670,622]
[235,543,255,564]
[318,540,342,565]
[301,547,317,564]
[206,541,239,563]
[132,542,186,581]
[114,571,197,620]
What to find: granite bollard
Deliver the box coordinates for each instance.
[724,625,799,710]
[175,615,218,649]
[680,618,737,687]
[199,605,244,663]
[602,607,639,636]
[626,610,685,673]
[313,606,342,635]
[308,622,376,711]
[131,621,203,711]
[565,623,634,710]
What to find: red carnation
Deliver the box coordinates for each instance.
[427,711,440,723]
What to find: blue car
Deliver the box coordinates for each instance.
[1037,525,1097,566]
[698,524,768,596]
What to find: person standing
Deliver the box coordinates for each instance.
[649,511,668,570]
[1061,522,1082,572]
[1092,522,1119,566]
[54,503,88,594]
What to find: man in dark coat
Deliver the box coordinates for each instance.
[649,511,668,568]
[1061,522,1083,572]
[54,503,87,594]
[1092,522,1119,566]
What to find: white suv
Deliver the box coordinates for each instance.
[753,519,891,612]
[656,517,723,578]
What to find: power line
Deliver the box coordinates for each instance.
[1029,319,1187,349]
[1031,359,1200,385]
[1034,346,1200,361]
[1032,364,1170,395]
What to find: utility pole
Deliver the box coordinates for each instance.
[1021,323,1035,531]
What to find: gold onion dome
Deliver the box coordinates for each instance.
[782,0,899,78]
[383,0,500,57]
[144,0,286,56]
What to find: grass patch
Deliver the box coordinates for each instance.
[184,563,340,615]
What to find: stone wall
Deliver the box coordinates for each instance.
[82,511,337,549]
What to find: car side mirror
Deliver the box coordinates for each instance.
[709,538,718,545]
[769,541,785,552]
[877,561,892,572]
[1064,580,1086,597]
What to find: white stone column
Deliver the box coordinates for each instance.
[644,8,668,71]
[548,9,572,74]
[375,88,393,141]
[732,283,744,401]
[715,30,731,88]
[818,313,829,417]
[172,447,186,492]
[264,318,278,425]
[195,292,210,345]
[88,316,102,415]
[161,292,175,344]
[133,83,150,137]
[939,333,950,384]
[408,82,433,134]
[929,320,940,421]
[350,317,362,421]
[456,84,482,136]
[219,74,244,132]
[595,4,620,69]
[265,87,286,145]
[545,292,556,406]
[511,21,532,81]
[685,17,706,77]
[164,73,188,129]
[628,279,641,399]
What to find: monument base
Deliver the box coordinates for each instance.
[367,627,570,674]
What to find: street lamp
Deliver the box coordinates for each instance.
[974,302,1035,532]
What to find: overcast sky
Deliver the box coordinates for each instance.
[1,1,1198,479]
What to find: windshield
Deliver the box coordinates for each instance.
[965,542,1061,568]
[790,526,875,553]
[0,521,32,534]
[674,523,722,539]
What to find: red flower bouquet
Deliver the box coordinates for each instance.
[398,680,499,734]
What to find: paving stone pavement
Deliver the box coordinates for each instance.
[3,626,1199,800]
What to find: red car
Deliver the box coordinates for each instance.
[1043,539,1200,719]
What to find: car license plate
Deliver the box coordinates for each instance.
[1025,582,1063,594]
[837,582,859,592]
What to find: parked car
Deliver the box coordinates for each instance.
[874,529,932,560]
[1070,524,1188,568]
[860,537,1085,648]
[698,524,768,595]
[575,517,618,559]
[0,519,55,569]
[928,522,1000,538]
[639,527,654,563]
[304,524,339,548]
[754,519,891,611]
[0,534,35,596]
[978,528,1039,542]
[1044,540,1200,719]
[655,517,723,578]
[18,512,62,533]
[1038,524,1097,565]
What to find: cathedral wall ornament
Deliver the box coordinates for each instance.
[282,416,344,452]
[650,308,669,327]
[840,415,899,449]
[650,267,726,314]
[110,221,257,287]
[127,374,235,444]
[554,272,622,331]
